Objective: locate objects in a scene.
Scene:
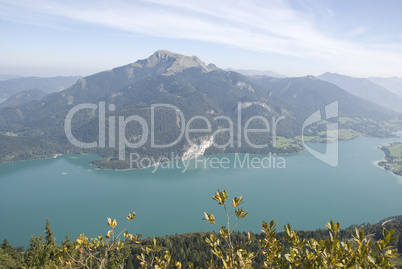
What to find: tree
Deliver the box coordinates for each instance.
[25,234,46,268]
[0,239,25,269]
[25,219,63,268]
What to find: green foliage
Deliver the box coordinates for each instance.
[62,212,140,269]
[203,190,255,268]
[0,134,63,163]
[0,239,25,269]
[136,237,183,269]
[203,190,398,269]
[24,219,67,268]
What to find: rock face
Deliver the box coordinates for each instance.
[146,50,216,75]
[128,50,218,77]
[182,136,214,160]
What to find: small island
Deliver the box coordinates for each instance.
[378,142,402,176]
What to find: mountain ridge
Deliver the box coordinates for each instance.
[225,68,286,78]
[368,76,402,99]
[0,76,82,99]
[0,88,47,109]
[318,72,402,112]
[0,51,399,169]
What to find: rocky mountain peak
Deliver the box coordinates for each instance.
[143,50,214,75]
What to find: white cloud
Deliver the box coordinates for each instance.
[0,0,401,76]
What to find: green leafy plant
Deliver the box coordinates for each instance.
[203,190,255,268]
[63,212,140,269]
[204,190,398,269]
[137,237,183,269]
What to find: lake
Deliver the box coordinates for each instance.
[1,135,402,247]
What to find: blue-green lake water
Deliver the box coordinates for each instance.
[1,136,402,247]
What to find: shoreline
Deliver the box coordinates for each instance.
[1,132,399,171]
[374,159,402,178]
[88,151,298,172]
[0,152,65,165]
[374,139,402,178]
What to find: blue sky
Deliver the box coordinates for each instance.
[1,0,401,78]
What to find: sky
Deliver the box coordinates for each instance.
[0,0,402,78]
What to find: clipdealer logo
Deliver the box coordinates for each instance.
[64,101,338,170]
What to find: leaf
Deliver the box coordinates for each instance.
[203,212,215,224]
[107,218,118,228]
[235,208,243,218]
[126,212,136,220]
[240,211,248,219]
[212,190,228,205]
[105,229,113,240]
[219,226,229,239]
[231,196,243,208]
[117,238,124,250]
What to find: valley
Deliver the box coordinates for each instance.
[2,1,402,267]
[0,51,401,170]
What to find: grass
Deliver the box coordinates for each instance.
[338,117,357,124]
[381,143,402,175]
[295,129,362,143]
[323,129,361,140]
[294,135,321,143]
[388,143,402,158]
[273,136,296,148]
[391,164,402,170]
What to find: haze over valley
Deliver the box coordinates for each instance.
[1,1,402,267]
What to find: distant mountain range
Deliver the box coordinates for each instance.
[250,75,394,120]
[225,68,286,78]
[0,74,26,81]
[0,88,47,109]
[0,76,81,100]
[318,72,402,112]
[0,51,399,168]
[368,77,402,99]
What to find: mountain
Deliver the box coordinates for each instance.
[318,72,402,112]
[0,51,304,168]
[368,77,402,99]
[251,75,394,120]
[0,51,398,168]
[0,74,26,81]
[0,88,47,109]
[0,76,82,99]
[250,75,401,138]
[226,68,286,78]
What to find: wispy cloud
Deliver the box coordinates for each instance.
[0,0,401,76]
